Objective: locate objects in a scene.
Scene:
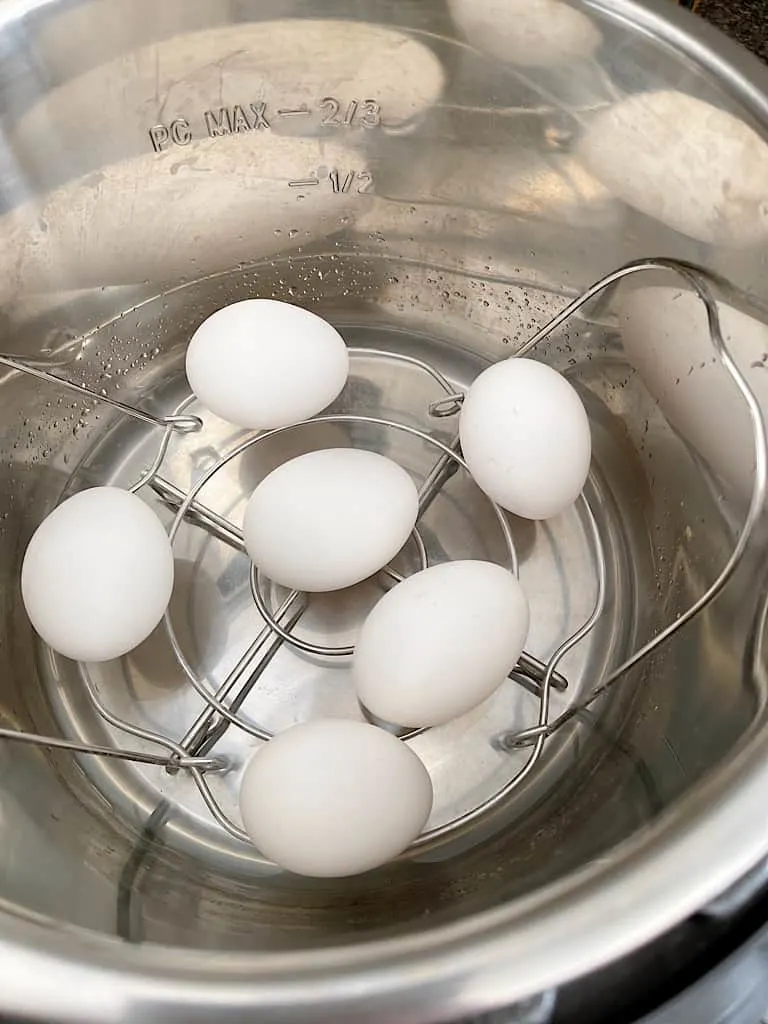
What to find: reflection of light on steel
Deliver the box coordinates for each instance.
[448,0,603,68]
[367,145,621,229]
[32,0,230,82]
[500,157,616,223]
[579,90,768,246]
[0,133,359,304]
[13,20,446,173]
[618,284,768,503]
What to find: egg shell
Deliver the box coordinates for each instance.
[617,284,768,504]
[21,487,174,662]
[578,90,768,247]
[354,560,530,728]
[243,448,419,592]
[448,0,602,68]
[459,358,591,520]
[185,299,349,430]
[239,719,433,877]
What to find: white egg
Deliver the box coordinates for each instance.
[354,560,530,727]
[243,448,419,592]
[460,358,591,520]
[448,0,602,68]
[578,91,768,246]
[185,299,349,430]
[239,719,433,876]
[21,487,174,662]
[617,284,768,504]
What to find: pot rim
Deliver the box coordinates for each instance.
[2,712,768,1023]
[2,1,768,1020]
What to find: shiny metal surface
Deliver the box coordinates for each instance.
[639,927,768,1024]
[48,329,621,871]
[2,0,768,1022]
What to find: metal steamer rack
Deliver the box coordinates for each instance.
[2,257,765,853]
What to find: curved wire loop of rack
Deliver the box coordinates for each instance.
[0,353,204,434]
[0,257,765,855]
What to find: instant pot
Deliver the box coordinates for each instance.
[1,0,768,1022]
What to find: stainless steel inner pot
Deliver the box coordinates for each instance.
[2,1,768,1021]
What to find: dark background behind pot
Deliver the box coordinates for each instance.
[685,0,768,64]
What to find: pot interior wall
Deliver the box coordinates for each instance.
[0,0,765,954]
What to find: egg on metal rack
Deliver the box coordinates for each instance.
[354,560,530,728]
[238,719,433,877]
[21,486,174,662]
[243,448,419,592]
[459,357,591,520]
[185,299,350,430]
